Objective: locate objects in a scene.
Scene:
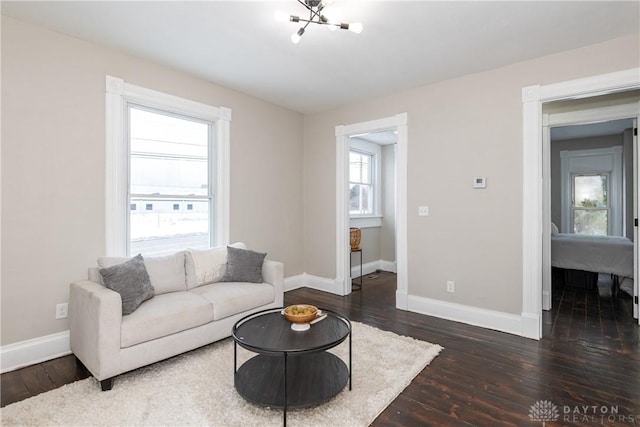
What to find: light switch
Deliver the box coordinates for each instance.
[418,206,429,216]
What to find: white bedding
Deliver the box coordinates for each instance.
[551,233,633,278]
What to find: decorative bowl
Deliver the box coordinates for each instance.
[283,304,318,324]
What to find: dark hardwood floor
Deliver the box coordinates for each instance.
[2,271,639,426]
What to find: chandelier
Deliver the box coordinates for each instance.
[275,0,363,44]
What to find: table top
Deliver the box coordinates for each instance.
[232,307,351,356]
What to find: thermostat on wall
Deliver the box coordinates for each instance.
[473,177,487,188]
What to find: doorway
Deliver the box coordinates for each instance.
[335,113,409,309]
[521,69,640,339]
[544,114,637,338]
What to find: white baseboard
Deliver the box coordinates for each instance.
[350,259,396,278]
[284,275,305,291]
[520,311,541,339]
[1,331,71,374]
[407,295,523,337]
[379,260,397,273]
[284,274,340,294]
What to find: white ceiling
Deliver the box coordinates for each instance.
[2,1,639,114]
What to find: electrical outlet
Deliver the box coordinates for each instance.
[418,206,429,216]
[56,303,68,319]
[446,281,455,293]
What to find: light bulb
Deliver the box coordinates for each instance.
[348,22,363,34]
[291,28,304,44]
[274,11,289,22]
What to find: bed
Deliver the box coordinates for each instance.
[551,233,634,296]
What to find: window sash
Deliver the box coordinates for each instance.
[349,149,375,215]
[126,104,215,256]
[571,172,610,235]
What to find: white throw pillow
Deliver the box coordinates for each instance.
[144,251,187,295]
[98,252,187,295]
[185,242,246,289]
[551,222,559,235]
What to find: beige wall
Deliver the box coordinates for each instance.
[1,17,304,345]
[302,34,639,315]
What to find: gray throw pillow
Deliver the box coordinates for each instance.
[221,246,267,283]
[99,254,155,315]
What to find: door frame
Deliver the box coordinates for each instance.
[522,68,640,339]
[335,113,408,308]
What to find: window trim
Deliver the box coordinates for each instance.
[105,75,231,256]
[559,146,622,236]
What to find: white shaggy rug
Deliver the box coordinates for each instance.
[1,322,442,427]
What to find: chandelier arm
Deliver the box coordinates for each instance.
[296,0,312,12]
[295,17,339,27]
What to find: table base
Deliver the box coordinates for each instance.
[235,352,349,409]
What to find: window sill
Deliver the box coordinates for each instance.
[350,216,382,228]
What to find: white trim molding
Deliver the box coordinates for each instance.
[283,274,341,294]
[1,331,70,374]
[408,296,523,337]
[350,259,397,278]
[560,147,623,235]
[522,67,640,339]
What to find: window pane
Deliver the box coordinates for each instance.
[349,183,373,215]
[129,198,209,255]
[130,156,208,196]
[574,175,607,208]
[128,106,212,256]
[349,151,371,184]
[574,209,607,235]
[130,107,209,196]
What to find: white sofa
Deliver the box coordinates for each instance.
[69,244,284,391]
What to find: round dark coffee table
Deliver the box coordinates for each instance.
[232,307,351,426]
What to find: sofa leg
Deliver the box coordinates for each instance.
[100,378,114,391]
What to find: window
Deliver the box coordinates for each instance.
[129,106,212,255]
[572,173,609,235]
[349,150,374,215]
[348,137,382,220]
[106,76,231,257]
[560,147,622,236]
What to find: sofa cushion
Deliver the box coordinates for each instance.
[185,242,246,289]
[99,254,154,315]
[97,252,187,295]
[220,246,267,283]
[190,282,275,321]
[120,292,214,348]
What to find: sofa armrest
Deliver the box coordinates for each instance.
[69,280,122,380]
[262,259,284,306]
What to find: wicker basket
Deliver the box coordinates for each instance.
[350,227,361,251]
